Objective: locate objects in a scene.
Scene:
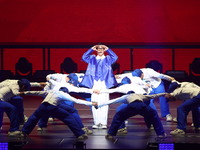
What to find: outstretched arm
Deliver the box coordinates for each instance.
[98,95,128,108]
[60,92,94,106]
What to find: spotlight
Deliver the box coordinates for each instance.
[0,143,8,150]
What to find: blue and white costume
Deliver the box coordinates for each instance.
[22,88,93,137]
[98,93,166,137]
[81,48,118,127]
[168,81,200,132]
[0,79,40,134]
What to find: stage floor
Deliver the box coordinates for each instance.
[0,94,200,150]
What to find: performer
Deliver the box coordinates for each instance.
[165,81,200,135]
[38,78,96,134]
[97,92,167,141]
[117,68,174,121]
[81,44,118,129]
[20,86,98,140]
[0,79,45,125]
[0,79,32,136]
[100,76,149,134]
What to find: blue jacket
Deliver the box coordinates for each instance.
[81,48,118,89]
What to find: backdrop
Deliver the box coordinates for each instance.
[0,0,200,77]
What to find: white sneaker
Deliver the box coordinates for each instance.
[101,125,107,129]
[77,134,88,140]
[48,117,54,122]
[8,131,21,136]
[37,127,47,131]
[170,129,185,135]
[173,117,177,122]
[117,127,128,134]
[97,123,107,129]
[24,115,28,122]
[92,125,99,129]
[166,114,172,122]
[82,127,93,134]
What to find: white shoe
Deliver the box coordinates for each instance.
[98,123,107,129]
[77,134,88,140]
[37,127,47,131]
[24,115,28,122]
[101,125,107,129]
[92,125,99,129]
[170,129,185,135]
[166,114,172,122]
[48,117,54,122]
[173,117,177,122]
[8,131,21,136]
[117,127,128,134]
[82,127,93,134]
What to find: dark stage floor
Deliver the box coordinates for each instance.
[0,94,200,150]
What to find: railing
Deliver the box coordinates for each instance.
[1,42,200,71]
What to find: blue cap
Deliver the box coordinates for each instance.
[67,73,79,86]
[118,77,131,87]
[127,91,135,94]
[18,78,31,91]
[132,69,143,77]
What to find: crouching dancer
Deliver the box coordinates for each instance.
[97,91,167,142]
[20,87,97,140]
[0,78,31,136]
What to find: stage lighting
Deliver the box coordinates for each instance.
[159,143,174,150]
[0,143,8,150]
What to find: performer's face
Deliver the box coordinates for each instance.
[66,76,70,82]
[96,45,105,56]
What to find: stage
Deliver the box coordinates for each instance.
[0,94,200,150]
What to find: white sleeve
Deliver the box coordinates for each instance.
[49,79,93,94]
[148,69,172,81]
[47,73,67,81]
[30,82,42,87]
[98,95,128,107]
[49,79,61,86]
[61,92,92,106]
[24,91,48,97]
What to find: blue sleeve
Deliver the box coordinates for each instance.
[106,48,118,64]
[82,48,94,63]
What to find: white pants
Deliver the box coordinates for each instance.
[91,80,109,125]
